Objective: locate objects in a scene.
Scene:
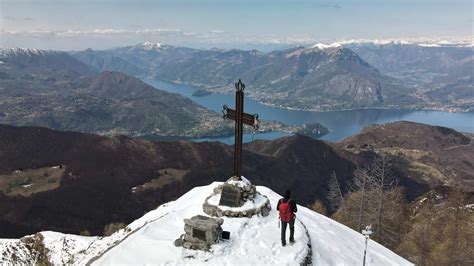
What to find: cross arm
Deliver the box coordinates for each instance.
[222,105,259,129]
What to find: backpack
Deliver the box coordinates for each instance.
[279,199,294,222]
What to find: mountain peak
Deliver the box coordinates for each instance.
[139,41,166,50]
[0,182,412,265]
[311,42,342,50]
[287,43,349,57]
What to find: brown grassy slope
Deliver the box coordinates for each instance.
[338,121,473,191]
[0,125,362,238]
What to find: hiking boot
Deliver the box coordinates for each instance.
[282,241,286,247]
[290,239,295,244]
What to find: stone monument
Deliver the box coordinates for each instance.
[174,215,224,251]
[203,176,271,218]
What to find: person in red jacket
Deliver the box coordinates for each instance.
[277,190,297,246]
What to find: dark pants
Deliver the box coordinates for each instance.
[281,218,295,244]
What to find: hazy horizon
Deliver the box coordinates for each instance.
[1,0,472,50]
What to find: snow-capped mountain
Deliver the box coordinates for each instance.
[0,46,96,76]
[311,38,473,48]
[139,41,166,50]
[311,42,342,50]
[0,46,53,57]
[0,182,412,265]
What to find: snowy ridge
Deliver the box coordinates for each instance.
[312,42,342,50]
[139,41,165,50]
[325,38,473,48]
[0,182,412,265]
[0,46,57,57]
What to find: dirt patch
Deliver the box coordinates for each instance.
[0,165,65,196]
[381,147,431,160]
[132,168,189,193]
[391,156,447,186]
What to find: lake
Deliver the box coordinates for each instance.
[144,79,474,144]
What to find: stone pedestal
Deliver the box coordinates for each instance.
[174,215,223,252]
[203,176,271,218]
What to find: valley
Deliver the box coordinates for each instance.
[145,79,474,143]
[73,41,473,112]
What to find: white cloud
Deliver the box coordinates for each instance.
[1,27,472,51]
[1,28,185,38]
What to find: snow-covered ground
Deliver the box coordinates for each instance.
[0,182,412,265]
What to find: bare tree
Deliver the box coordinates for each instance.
[333,154,406,249]
[367,155,402,246]
[332,168,371,231]
[352,167,372,231]
[327,171,344,213]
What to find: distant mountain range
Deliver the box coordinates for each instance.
[0,47,229,137]
[348,43,474,111]
[72,42,473,111]
[347,43,473,85]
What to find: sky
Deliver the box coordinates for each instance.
[0,0,472,50]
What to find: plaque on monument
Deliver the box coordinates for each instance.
[192,228,207,241]
[219,184,241,207]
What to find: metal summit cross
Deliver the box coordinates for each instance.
[222,79,259,181]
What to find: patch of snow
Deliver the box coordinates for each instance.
[93,184,309,265]
[51,165,61,169]
[312,42,341,50]
[0,182,412,265]
[41,232,99,264]
[0,239,34,264]
[0,46,52,57]
[418,43,441,47]
[22,183,33,188]
[92,183,411,265]
[140,41,164,50]
[226,176,252,188]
